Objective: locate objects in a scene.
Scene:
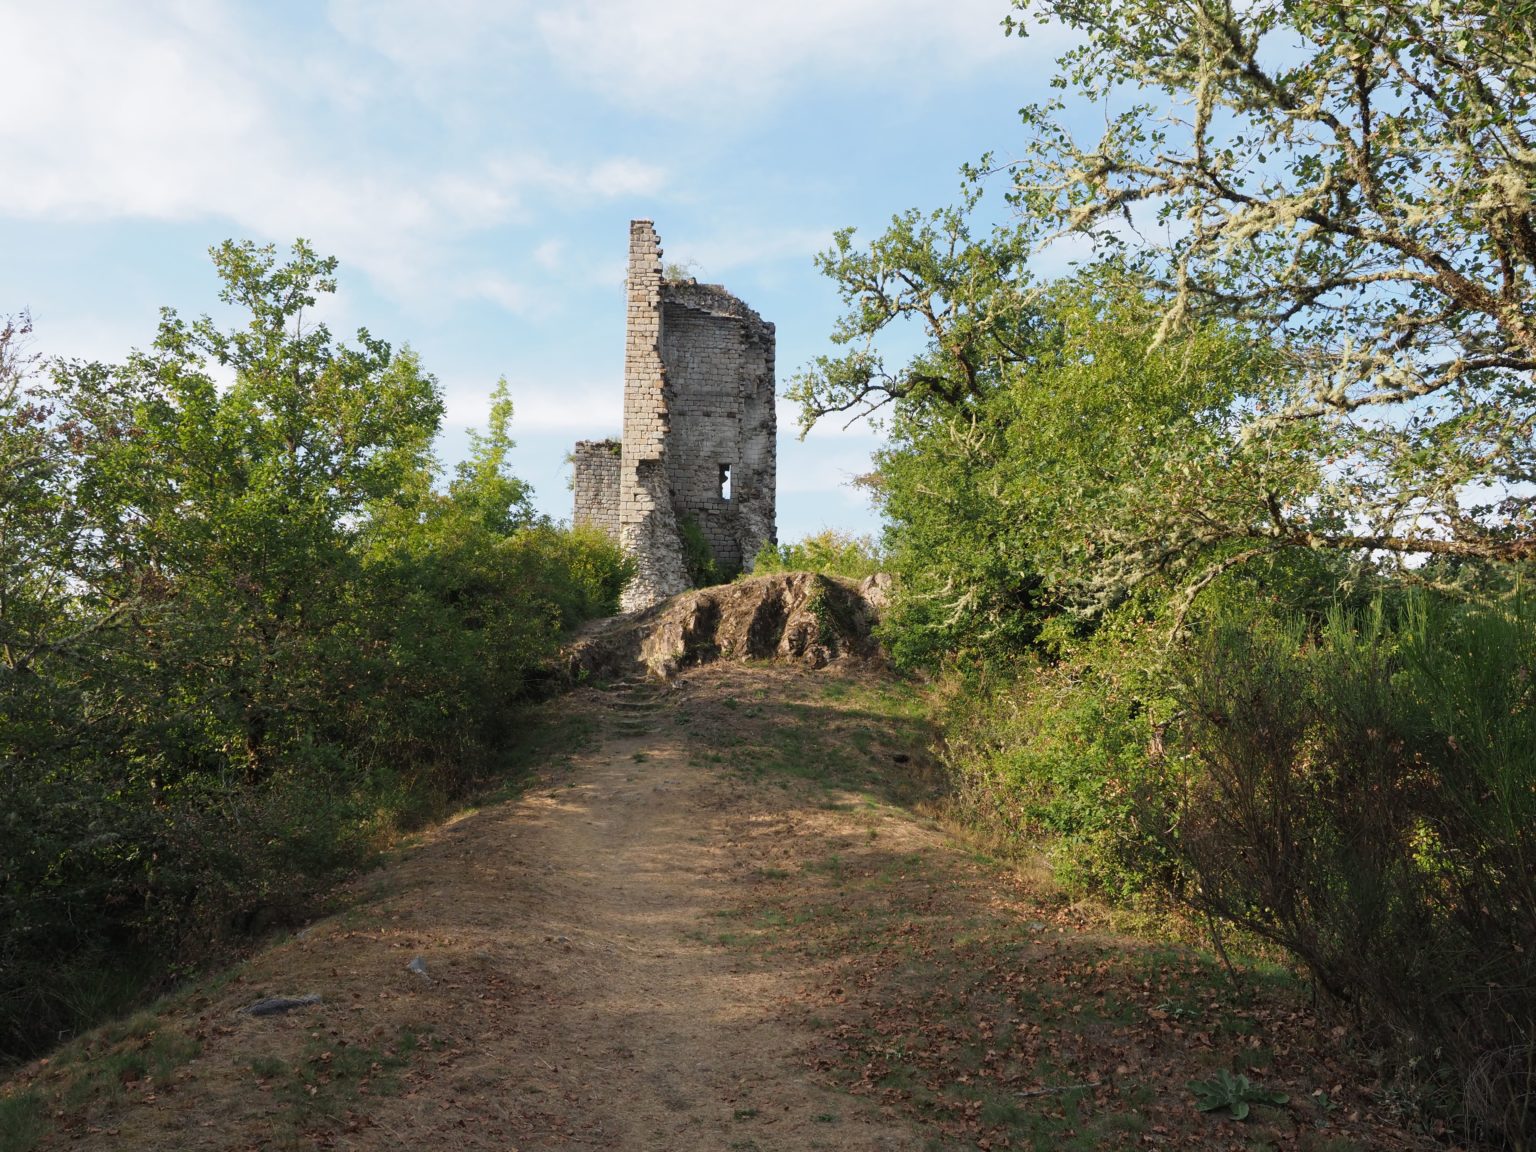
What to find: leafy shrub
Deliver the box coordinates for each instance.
[1144,594,1536,1144]
[679,514,730,587]
[934,613,1177,898]
[922,552,1383,899]
[0,246,630,1064]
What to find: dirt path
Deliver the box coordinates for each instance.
[4,663,1449,1151]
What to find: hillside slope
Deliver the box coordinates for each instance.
[1,661,1441,1151]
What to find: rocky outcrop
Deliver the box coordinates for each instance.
[564,572,890,682]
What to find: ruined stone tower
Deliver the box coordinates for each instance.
[572,220,777,611]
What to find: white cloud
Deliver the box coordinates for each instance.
[3,3,445,280]
[668,225,834,275]
[1,3,665,308]
[428,174,519,230]
[481,155,668,206]
[458,273,534,315]
[4,2,266,221]
[534,0,1018,110]
[779,400,894,438]
[326,0,530,71]
[533,239,565,270]
[442,376,620,433]
[776,437,882,493]
[587,159,669,199]
[327,0,1024,114]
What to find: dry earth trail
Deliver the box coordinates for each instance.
[4,663,1448,1152]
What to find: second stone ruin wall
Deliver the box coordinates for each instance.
[571,439,621,544]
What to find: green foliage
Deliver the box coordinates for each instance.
[1143,592,1536,1142]
[679,514,730,587]
[1004,0,1536,568]
[798,0,1536,630]
[0,1088,44,1152]
[450,376,533,533]
[788,1,1536,1139]
[750,530,884,580]
[795,219,1292,659]
[935,600,1179,898]
[888,510,1398,887]
[1187,1069,1288,1121]
[0,242,629,1064]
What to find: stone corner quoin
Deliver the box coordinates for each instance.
[572,219,778,612]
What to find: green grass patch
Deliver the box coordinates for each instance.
[249,1055,288,1079]
[693,671,938,801]
[51,1011,203,1112]
[0,1090,45,1152]
[498,708,598,779]
[273,1025,438,1127]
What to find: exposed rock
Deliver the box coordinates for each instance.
[240,994,321,1017]
[856,571,893,614]
[564,572,885,682]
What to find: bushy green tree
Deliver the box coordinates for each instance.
[0,243,629,1062]
[1143,593,1536,1142]
[1005,0,1536,573]
[792,196,1303,656]
[791,2,1536,1136]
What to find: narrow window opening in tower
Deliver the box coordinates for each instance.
[719,464,732,501]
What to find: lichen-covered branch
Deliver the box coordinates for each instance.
[1004,0,1536,562]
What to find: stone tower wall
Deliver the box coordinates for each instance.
[576,219,777,613]
[618,221,691,611]
[571,438,621,544]
[661,284,776,574]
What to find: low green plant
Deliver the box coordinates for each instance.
[750,530,883,580]
[680,515,729,586]
[1187,1069,1288,1120]
[933,613,1176,899]
[803,579,857,641]
[276,1025,429,1119]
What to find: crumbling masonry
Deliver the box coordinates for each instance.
[573,220,777,611]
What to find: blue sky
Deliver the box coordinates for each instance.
[3,1,1076,543]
